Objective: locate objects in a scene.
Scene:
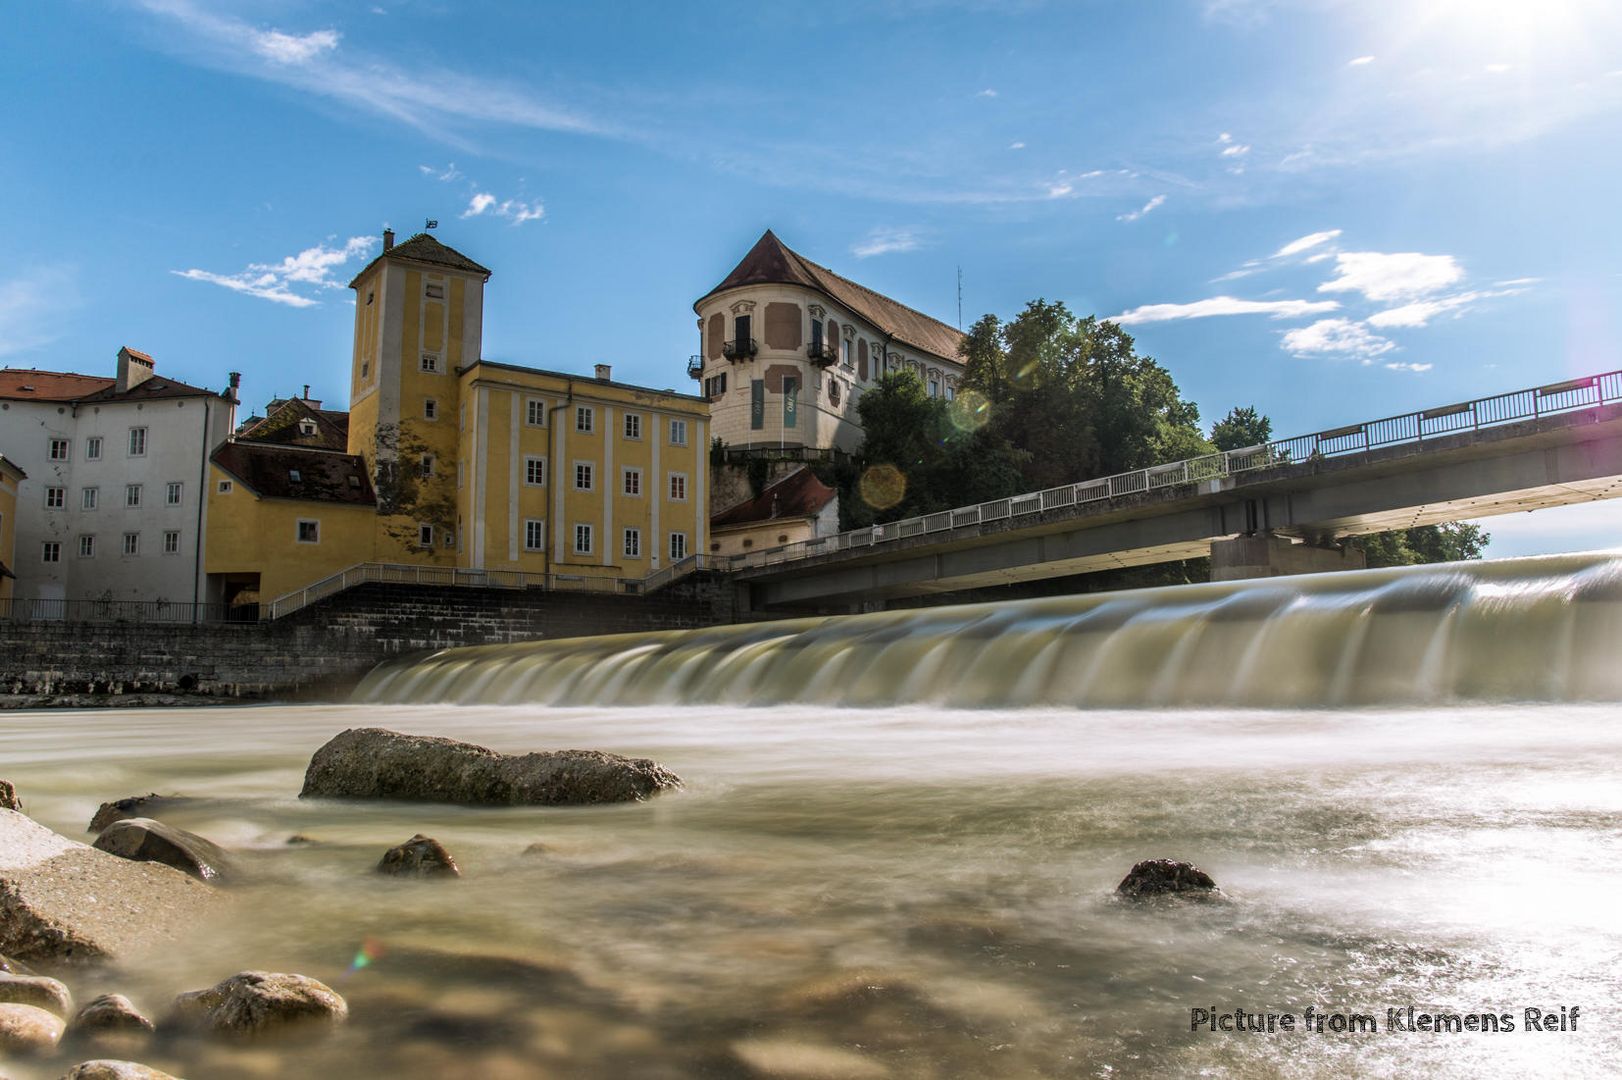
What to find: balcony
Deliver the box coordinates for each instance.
[806,341,837,367]
[722,338,758,361]
[686,355,703,379]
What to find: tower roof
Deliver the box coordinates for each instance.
[696,230,966,364]
[348,232,491,287]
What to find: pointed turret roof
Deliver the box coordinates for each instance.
[348,232,491,288]
[696,230,965,364]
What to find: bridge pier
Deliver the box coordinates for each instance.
[1210,534,1366,582]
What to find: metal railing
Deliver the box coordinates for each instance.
[686,354,704,379]
[639,554,728,593]
[723,369,1622,572]
[0,597,236,625]
[722,338,758,361]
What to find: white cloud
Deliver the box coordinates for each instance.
[1046,182,1073,198]
[977,88,998,98]
[1117,193,1166,222]
[1384,361,1434,372]
[1318,250,1464,302]
[1348,55,1376,66]
[171,235,377,307]
[251,28,339,65]
[1366,285,1530,328]
[0,268,79,358]
[461,192,544,224]
[1303,251,1333,264]
[1009,141,1025,150]
[419,162,462,182]
[1282,318,1394,360]
[1221,142,1251,157]
[1111,296,1340,325]
[852,226,922,259]
[1274,229,1341,258]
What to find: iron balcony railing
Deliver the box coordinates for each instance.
[0,597,237,625]
[686,355,704,379]
[806,341,837,366]
[721,338,758,361]
[722,369,1622,571]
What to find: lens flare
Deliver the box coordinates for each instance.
[347,937,386,975]
[859,464,907,511]
[947,389,991,433]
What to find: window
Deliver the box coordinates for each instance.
[735,313,752,348]
[704,372,728,398]
[122,532,140,556]
[361,361,370,379]
[419,454,435,479]
[298,419,318,436]
[366,291,374,306]
[946,385,956,401]
[928,376,940,398]
[45,486,64,509]
[575,462,594,491]
[526,398,546,426]
[48,438,69,461]
[85,436,103,461]
[128,427,147,456]
[289,468,303,483]
[425,281,445,300]
[623,528,641,559]
[524,519,546,551]
[623,413,642,440]
[668,473,687,501]
[418,524,434,548]
[424,399,438,420]
[573,523,593,555]
[163,530,180,555]
[217,479,233,494]
[420,353,440,373]
[576,405,595,433]
[166,482,183,506]
[669,532,688,561]
[623,467,642,496]
[81,487,98,511]
[78,535,95,558]
[669,419,689,446]
[443,530,455,549]
[297,519,319,544]
[810,318,823,351]
[524,457,546,486]
[842,338,853,368]
[42,542,60,564]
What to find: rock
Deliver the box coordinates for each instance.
[170,971,347,1036]
[87,795,194,835]
[0,1001,65,1055]
[300,727,682,806]
[0,971,72,1016]
[0,780,20,812]
[59,1062,179,1080]
[0,808,223,966]
[284,834,317,846]
[377,834,461,878]
[0,952,35,975]
[520,841,549,856]
[1115,858,1220,899]
[731,1037,891,1079]
[92,819,230,883]
[68,994,155,1038]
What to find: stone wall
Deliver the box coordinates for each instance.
[0,573,733,706]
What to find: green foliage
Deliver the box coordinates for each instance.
[1360,522,1492,568]
[371,422,456,550]
[1210,406,1273,451]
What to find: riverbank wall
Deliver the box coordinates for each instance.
[0,576,731,707]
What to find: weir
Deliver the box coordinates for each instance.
[355,550,1622,709]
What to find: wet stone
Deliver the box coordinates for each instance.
[1115,858,1220,898]
[87,795,194,835]
[92,819,231,884]
[377,834,462,878]
[170,971,348,1037]
[68,994,156,1040]
[0,971,73,1017]
[0,1001,65,1055]
[58,1062,180,1080]
[0,780,20,812]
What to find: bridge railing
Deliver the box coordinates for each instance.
[725,368,1622,572]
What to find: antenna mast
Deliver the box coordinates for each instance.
[957,266,963,329]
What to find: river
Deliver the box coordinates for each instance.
[2,553,1619,1078]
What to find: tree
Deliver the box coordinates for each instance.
[1210,406,1272,451]
[1360,522,1491,568]
[370,422,457,552]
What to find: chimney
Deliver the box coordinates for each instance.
[595,363,612,382]
[115,346,156,392]
[303,384,311,399]
[383,228,395,251]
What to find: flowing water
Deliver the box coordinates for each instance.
[2,553,1620,1078]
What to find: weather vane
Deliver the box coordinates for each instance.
[425,218,438,230]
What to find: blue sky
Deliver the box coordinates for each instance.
[5,0,1621,555]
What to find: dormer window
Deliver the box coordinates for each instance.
[347,475,361,489]
[289,468,302,482]
[298,419,318,436]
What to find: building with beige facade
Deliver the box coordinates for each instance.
[693,230,967,455]
[0,454,23,601]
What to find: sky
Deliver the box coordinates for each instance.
[4,0,1621,556]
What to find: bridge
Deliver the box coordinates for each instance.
[721,371,1622,610]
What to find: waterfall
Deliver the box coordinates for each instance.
[353,551,1622,709]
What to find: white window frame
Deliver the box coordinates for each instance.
[669,418,689,446]
[526,398,547,427]
[41,542,60,564]
[424,280,445,300]
[166,481,183,506]
[85,436,103,461]
[573,522,594,555]
[574,461,595,492]
[48,438,70,461]
[623,412,642,440]
[524,456,547,486]
[576,405,595,433]
[622,467,642,497]
[524,519,546,552]
[418,523,434,548]
[668,472,688,502]
[217,479,233,494]
[78,535,95,559]
[420,352,441,373]
[669,532,688,561]
[424,398,438,421]
[44,486,64,510]
[81,486,98,511]
[162,530,180,555]
[125,483,142,508]
[296,519,320,544]
[122,532,140,557]
[623,527,641,559]
[128,427,147,457]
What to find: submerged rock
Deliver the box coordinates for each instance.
[731,1036,892,1079]
[377,834,461,878]
[67,994,156,1039]
[284,834,317,846]
[0,952,36,975]
[87,795,194,835]
[59,1062,179,1080]
[0,779,21,812]
[0,1001,65,1054]
[1115,859,1220,899]
[300,727,682,806]
[92,819,231,883]
[170,971,347,1036]
[0,971,73,1016]
[0,809,222,966]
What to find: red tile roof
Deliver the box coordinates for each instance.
[711,466,836,528]
[211,442,376,506]
[0,367,221,404]
[697,230,966,364]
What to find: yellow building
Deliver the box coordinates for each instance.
[0,454,25,602]
[205,230,709,609]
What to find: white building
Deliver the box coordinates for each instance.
[693,230,967,455]
[0,348,237,608]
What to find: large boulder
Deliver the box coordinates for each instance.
[87,796,194,836]
[0,780,20,812]
[170,971,347,1037]
[92,820,230,884]
[1115,858,1220,899]
[377,834,461,878]
[58,1063,178,1080]
[300,728,681,806]
[0,971,72,1016]
[0,809,224,966]
[0,1001,64,1055]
